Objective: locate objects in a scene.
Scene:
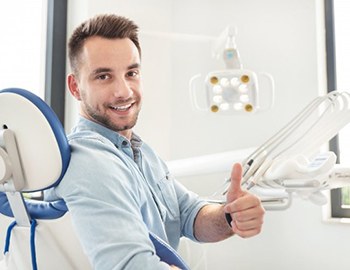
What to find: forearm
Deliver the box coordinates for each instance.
[193,204,234,242]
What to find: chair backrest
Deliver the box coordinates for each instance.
[0,88,92,270]
[0,88,189,270]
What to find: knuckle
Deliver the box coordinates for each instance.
[255,196,262,205]
[260,207,266,215]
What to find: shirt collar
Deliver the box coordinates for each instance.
[73,116,143,149]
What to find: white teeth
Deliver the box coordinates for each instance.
[110,104,132,111]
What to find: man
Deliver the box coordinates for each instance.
[53,14,265,269]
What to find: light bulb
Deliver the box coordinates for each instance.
[238,84,248,93]
[233,102,243,110]
[213,85,222,94]
[220,77,229,88]
[220,103,230,110]
[240,94,250,103]
[213,95,223,103]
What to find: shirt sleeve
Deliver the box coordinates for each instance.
[55,137,171,270]
[173,178,210,241]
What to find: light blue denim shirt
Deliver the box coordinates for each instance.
[51,117,208,269]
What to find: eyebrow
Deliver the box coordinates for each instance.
[92,67,113,75]
[92,63,140,75]
[128,63,141,70]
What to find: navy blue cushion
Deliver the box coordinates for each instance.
[0,192,67,219]
[149,232,189,269]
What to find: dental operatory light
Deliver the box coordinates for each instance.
[190,26,274,114]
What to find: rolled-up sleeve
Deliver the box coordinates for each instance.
[173,180,209,241]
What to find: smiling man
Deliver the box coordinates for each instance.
[51,14,265,269]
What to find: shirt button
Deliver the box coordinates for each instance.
[122,141,128,146]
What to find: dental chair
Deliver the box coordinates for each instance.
[0,88,189,270]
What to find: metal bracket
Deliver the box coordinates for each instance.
[0,129,30,226]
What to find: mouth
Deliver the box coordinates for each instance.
[109,102,134,112]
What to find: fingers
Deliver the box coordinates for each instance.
[225,193,261,213]
[231,220,263,238]
[229,209,265,238]
[226,163,244,203]
[228,204,265,223]
[230,163,243,192]
[224,194,265,238]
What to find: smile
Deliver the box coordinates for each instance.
[109,103,133,111]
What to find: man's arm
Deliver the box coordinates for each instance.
[194,163,265,242]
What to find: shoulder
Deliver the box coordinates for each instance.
[68,129,114,148]
[56,131,140,200]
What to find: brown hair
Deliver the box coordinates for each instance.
[68,14,141,74]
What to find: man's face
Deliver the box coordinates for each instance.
[68,36,142,139]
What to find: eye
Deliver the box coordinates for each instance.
[126,70,140,78]
[96,74,111,80]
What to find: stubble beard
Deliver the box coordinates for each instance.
[84,102,140,133]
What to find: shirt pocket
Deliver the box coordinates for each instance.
[157,175,180,219]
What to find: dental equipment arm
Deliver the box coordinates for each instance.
[239,91,350,188]
[168,91,350,210]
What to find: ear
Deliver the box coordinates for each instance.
[67,73,82,100]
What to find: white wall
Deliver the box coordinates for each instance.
[66,0,350,269]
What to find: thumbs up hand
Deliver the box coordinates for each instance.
[224,163,265,238]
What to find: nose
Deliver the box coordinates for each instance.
[112,78,133,100]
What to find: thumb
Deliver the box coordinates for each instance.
[226,163,244,203]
